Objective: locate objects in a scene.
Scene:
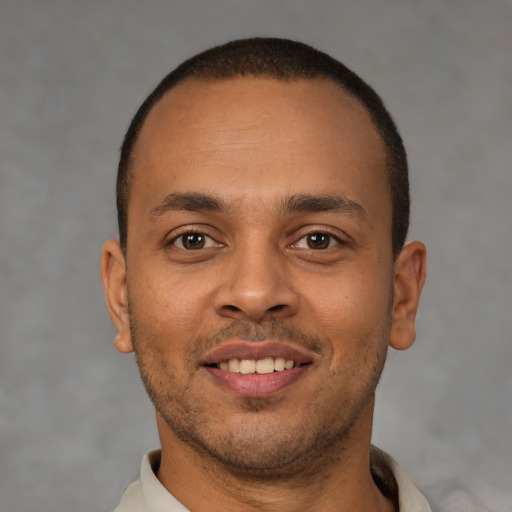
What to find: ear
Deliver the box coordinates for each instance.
[389,241,427,351]
[101,239,133,353]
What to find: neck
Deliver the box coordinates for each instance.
[155,405,395,512]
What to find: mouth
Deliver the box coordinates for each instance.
[201,342,315,396]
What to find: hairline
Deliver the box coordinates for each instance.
[124,74,394,235]
[117,40,409,258]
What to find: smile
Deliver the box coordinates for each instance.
[201,341,316,396]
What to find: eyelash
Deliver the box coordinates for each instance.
[292,231,344,250]
[169,229,220,250]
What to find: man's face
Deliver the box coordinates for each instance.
[119,78,396,474]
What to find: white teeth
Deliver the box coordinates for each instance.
[239,359,256,374]
[217,357,300,374]
[255,357,275,374]
[274,357,285,371]
[228,358,240,372]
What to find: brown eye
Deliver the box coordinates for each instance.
[294,231,342,251]
[183,233,205,249]
[306,233,331,249]
[173,233,209,250]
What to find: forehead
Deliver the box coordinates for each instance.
[130,77,389,221]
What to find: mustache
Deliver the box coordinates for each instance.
[190,320,326,358]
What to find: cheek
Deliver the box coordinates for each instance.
[127,267,214,363]
[303,262,393,357]
[130,261,211,318]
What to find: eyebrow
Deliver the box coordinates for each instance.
[149,192,367,220]
[282,194,367,219]
[149,193,226,219]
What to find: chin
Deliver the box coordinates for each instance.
[159,403,362,481]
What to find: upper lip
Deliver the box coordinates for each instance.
[201,341,316,366]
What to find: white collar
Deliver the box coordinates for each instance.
[115,446,432,512]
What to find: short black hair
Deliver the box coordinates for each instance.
[117,37,409,257]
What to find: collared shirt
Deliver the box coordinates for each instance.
[114,446,432,512]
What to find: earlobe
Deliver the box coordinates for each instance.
[101,239,134,354]
[114,331,133,354]
[389,241,427,351]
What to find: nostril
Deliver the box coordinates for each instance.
[268,304,286,312]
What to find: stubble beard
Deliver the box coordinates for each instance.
[130,318,389,482]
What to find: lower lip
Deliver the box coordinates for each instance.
[204,365,310,397]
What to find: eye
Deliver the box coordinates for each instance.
[296,232,340,250]
[171,232,218,250]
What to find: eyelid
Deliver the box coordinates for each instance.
[289,226,349,249]
[172,234,216,250]
[294,234,341,250]
[167,226,223,249]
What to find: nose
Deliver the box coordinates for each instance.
[213,244,299,324]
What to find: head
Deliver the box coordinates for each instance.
[102,38,426,480]
[116,38,410,259]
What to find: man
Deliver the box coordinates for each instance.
[101,38,428,511]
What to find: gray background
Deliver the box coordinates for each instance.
[1,1,511,511]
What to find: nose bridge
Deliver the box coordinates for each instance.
[214,233,297,322]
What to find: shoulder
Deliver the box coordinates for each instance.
[113,478,145,512]
[371,445,432,512]
[112,450,161,512]
[112,450,191,512]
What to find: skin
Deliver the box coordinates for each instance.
[102,77,426,512]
